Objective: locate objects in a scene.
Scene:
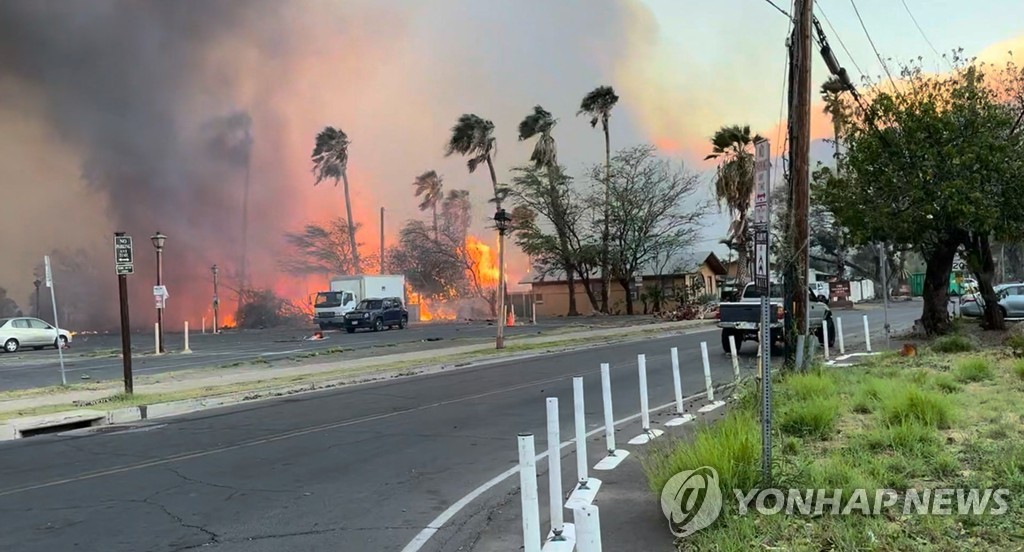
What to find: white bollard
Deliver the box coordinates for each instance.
[670,347,684,414]
[545,398,565,540]
[518,433,542,552]
[532,302,537,324]
[638,355,650,431]
[202,316,206,334]
[837,317,845,355]
[863,315,872,352]
[154,322,161,355]
[574,504,603,552]
[729,335,740,380]
[698,342,726,413]
[594,364,630,471]
[573,377,589,489]
[822,319,830,360]
[183,321,192,353]
[954,298,961,319]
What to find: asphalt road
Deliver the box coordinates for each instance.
[0,303,919,552]
[0,318,646,391]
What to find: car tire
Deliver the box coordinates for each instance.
[54,336,68,349]
[398,317,407,330]
[3,339,18,353]
[721,330,736,354]
[373,318,384,332]
[1000,306,1008,319]
[33,346,44,351]
[345,328,356,334]
[815,318,837,347]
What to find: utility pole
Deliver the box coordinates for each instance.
[380,207,385,274]
[787,0,813,361]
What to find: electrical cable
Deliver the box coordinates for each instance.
[850,0,897,89]
[900,0,951,70]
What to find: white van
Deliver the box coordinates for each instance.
[809,281,829,303]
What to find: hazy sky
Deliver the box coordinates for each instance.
[0,0,1021,321]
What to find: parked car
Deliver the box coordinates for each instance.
[809,281,830,303]
[0,317,72,353]
[342,297,408,333]
[717,283,833,353]
[961,283,1024,318]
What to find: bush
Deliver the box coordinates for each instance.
[779,398,842,439]
[931,334,976,353]
[954,357,994,383]
[879,385,954,428]
[643,411,760,495]
[1005,333,1024,353]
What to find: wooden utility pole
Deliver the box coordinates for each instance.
[789,0,814,348]
[380,207,385,274]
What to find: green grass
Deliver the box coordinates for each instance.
[783,371,835,400]
[932,373,962,393]
[931,334,976,353]
[1004,332,1024,352]
[954,357,995,383]
[878,384,954,428]
[778,397,841,439]
[1013,359,1024,381]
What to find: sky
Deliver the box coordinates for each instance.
[0,0,1021,325]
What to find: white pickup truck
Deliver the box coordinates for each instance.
[717,282,834,352]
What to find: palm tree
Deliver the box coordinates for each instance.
[705,124,764,286]
[821,76,847,173]
[413,170,444,241]
[444,114,503,207]
[311,126,361,273]
[519,105,579,316]
[578,85,619,314]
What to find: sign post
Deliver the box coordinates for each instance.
[114,233,134,395]
[44,255,67,385]
[753,139,772,485]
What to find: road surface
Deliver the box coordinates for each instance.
[0,303,918,552]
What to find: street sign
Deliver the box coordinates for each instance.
[44,255,53,288]
[153,285,168,298]
[952,255,967,272]
[114,235,134,275]
[753,139,773,486]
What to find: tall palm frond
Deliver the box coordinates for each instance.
[518,105,558,170]
[311,126,349,186]
[578,86,619,130]
[444,114,495,174]
[413,170,444,212]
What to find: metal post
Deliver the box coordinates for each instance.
[44,256,66,386]
[155,246,164,353]
[600,363,615,454]
[729,335,740,380]
[545,398,565,539]
[700,342,714,402]
[154,322,161,355]
[496,229,506,349]
[670,347,684,414]
[33,279,40,318]
[212,264,220,334]
[202,317,206,335]
[760,291,773,485]
[822,319,830,360]
[862,314,872,352]
[638,354,651,432]
[880,243,891,350]
[380,207,386,274]
[517,433,542,552]
[574,504,602,552]
[183,321,191,353]
[532,300,537,324]
[795,334,805,371]
[836,317,845,355]
[118,272,134,395]
[573,377,589,489]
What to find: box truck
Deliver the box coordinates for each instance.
[313,275,406,329]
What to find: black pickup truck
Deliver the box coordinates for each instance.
[342,297,409,333]
[717,283,834,352]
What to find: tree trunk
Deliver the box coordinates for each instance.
[565,263,580,317]
[735,230,748,286]
[619,278,635,315]
[600,123,612,314]
[965,233,1005,330]
[921,241,958,336]
[432,203,439,242]
[341,170,361,273]
[574,268,601,312]
[485,156,501,208]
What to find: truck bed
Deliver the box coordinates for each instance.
[718,301,782,328]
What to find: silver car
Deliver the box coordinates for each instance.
[961,283,1024,318]
[0,317,73,353]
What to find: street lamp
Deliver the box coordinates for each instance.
[33,279,41,318]
[494,208,512,349]
[151,231,167,353]
[211,264,220,334]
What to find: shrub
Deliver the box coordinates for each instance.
[643,411,760,495]
[1005,333,1024,353]
[879,385,954,428]
[779,398,842,439]
[931,334,976,353]
[954,357,994,383]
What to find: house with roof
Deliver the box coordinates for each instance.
[518,250,728,317]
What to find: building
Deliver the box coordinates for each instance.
[521,251,727,317]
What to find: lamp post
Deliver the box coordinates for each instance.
[211,264,220,334]
[33,279,41,318]
[494,208,511,350]
[151,231,167,353]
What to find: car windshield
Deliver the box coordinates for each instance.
[315,292,344,308]
[357,300,383,310]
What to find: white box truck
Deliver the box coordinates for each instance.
[313,275,406,329]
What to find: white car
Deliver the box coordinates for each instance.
[0,317,72,353]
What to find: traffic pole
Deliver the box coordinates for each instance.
[545,398,565,540]
[183,321,192,353]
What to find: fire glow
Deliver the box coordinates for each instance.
[466,236,500,288]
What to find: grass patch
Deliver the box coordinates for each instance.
[878,384,954,428]
[1013,359,1024,381]
[954,357,994,383]
[783,370,835,400]
[932,373,961,393]
[931,334,976,353]
[778,397,841,439]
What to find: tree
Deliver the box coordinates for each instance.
[818,59,1024,334]
[311,126,361,273]
[281,219,363,276]
[412,170,444,240]
[444,114,505,206]
[517,106,583,316]
[578,85,619,313]
[705,125,763,287]
[0,288,20,318]
[607,145,710,314]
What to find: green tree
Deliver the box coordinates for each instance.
[412,170,444,241]
[311,126,361,273]
[705,125,763,287]
[444,114,505,206]
[578,85,619,313]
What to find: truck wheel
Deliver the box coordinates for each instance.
[373,318,384,332]
[345,328,356,334]
[721,330,736,354]
[398,317,407,329]
[815,318,837,347]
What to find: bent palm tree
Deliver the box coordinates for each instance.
[578,85,619,313]
[413,170,444,241]
[705,124,763,287]
[311,126,361,273]
[821,76,847,173]
[445,114,503,207]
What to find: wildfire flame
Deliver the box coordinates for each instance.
[466,236,499,287]
[220,313,237,329]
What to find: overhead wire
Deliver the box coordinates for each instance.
[813,0,865,81]
[899,0,952,70]
[849,0,898,89]
[762,0,792,20]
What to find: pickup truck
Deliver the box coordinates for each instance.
[717,282,834,352]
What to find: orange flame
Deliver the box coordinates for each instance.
[220,313,237,329]
[466,235,499,287]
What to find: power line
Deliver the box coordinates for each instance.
[849,0,897,89]
[814,0,865,81]
[900,0,952,70]
[762,0,792,19]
